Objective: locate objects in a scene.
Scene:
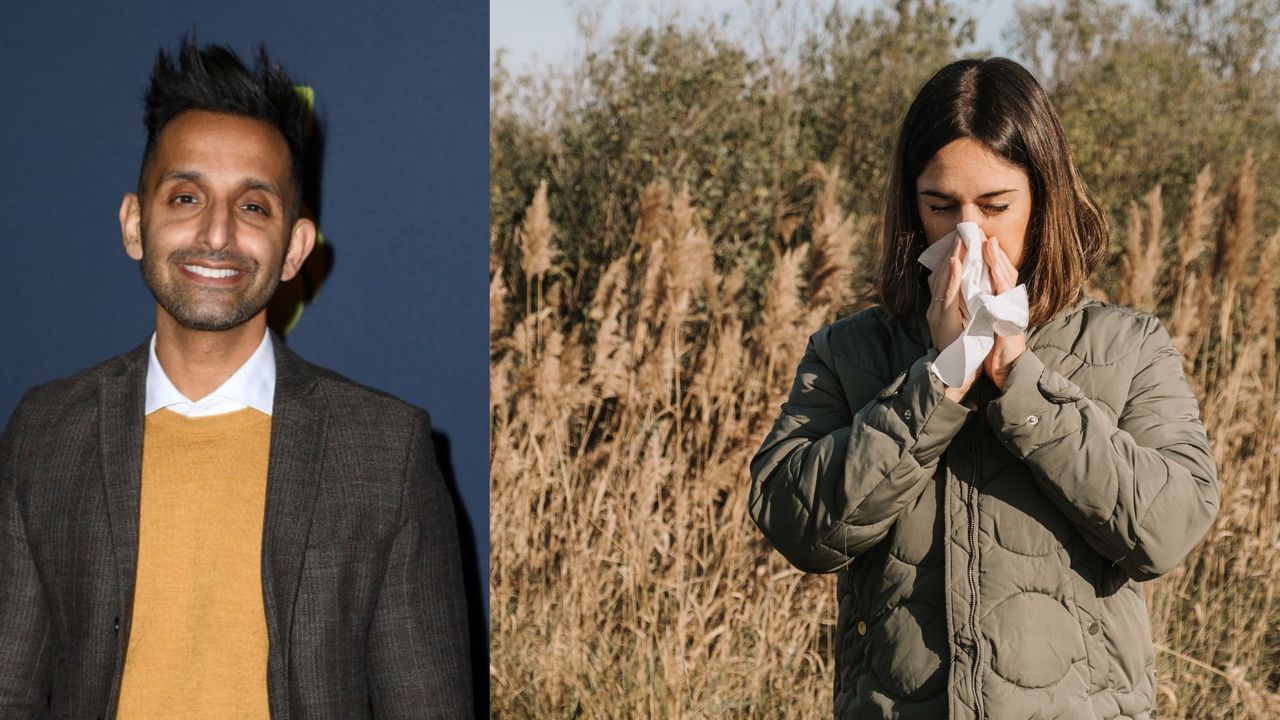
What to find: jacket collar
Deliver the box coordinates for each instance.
[1026,291,1095,344]
[260,332,329,708]
[98,340,149,640]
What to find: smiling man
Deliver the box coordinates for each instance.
[0,37,472,719]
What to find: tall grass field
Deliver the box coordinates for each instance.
[490,158,1280,717]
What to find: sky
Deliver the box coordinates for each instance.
[491,0,1024,72]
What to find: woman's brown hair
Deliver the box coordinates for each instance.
[873,57,1107,327]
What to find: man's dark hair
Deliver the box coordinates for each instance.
[140,34,309,215]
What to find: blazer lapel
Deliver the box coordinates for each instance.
[98,343,149,631]
[260,335,328,706]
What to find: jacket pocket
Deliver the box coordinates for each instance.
[298,539,383,619]
[1068,552,1111,695]
[1101,579,1156,695]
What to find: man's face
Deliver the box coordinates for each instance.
[120,110,313,332]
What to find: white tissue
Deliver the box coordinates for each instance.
[916,222,1029,388]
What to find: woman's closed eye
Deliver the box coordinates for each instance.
[927,203,1010,214]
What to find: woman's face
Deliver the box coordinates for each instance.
[915,137,1032,269]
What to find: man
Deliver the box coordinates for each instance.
[0,37,472,719]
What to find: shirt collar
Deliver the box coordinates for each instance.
[145,330,276,417]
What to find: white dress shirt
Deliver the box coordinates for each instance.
[144,330,276,417]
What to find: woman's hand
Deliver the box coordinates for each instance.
[982,234,1026,391]
[926,235,979,402]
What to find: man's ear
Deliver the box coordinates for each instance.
[120,193,143,261]
[281,217,317,282]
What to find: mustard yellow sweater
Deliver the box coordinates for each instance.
[117,408,272,719]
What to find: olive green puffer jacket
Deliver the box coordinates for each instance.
[749,294,1218,719]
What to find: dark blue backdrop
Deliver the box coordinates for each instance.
[0,0,489,700]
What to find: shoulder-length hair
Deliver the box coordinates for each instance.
[872,57,1107,327]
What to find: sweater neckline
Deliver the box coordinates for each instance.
[145,407,271,435]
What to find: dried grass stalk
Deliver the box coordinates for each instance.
[1119,185,1162,311]
[518,180,555,281]
[807,162,858,315]
[1215,151,1256,284]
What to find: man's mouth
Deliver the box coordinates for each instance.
[180,263,243,279]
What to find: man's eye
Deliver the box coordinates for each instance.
[241,203,267,215]
[171,194,198,205]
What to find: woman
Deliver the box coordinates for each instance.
[748,57,1218,719]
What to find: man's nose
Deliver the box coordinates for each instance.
[198,201,235,250]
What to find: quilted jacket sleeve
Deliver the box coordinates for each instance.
[986,314,1219,581]
[749,325,973,574]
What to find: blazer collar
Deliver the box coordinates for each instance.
[260,331,329,712]
[97,339,148,719]
[99,340,149,625]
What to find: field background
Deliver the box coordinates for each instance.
[489,1,1280,716]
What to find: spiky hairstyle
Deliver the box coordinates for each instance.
[139,33,308,214]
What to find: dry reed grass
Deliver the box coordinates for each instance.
[490,160,1280,717]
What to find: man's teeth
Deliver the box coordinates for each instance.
[182,264,240,279]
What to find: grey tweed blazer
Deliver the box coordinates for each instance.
[0,336,473,719]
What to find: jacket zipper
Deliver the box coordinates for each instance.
[966,382,983,718]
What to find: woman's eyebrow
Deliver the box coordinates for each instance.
[918,189,1018,200]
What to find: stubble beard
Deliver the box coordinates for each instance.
[140,233,283,332]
